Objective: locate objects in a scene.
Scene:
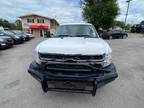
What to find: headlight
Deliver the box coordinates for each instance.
[103,53,112,67]
[14,36,20,39]
[35,51,41,64]
[0,38,5,42]
[35,52,48,64]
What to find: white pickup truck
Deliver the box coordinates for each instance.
[28,23,118,96]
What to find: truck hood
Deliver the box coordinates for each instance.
[36,37,112,55]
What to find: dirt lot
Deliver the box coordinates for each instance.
[0,34,144,108]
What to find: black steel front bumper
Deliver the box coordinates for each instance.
[0,42,13,49]
[28,61,118,96]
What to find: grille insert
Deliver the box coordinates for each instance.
[44,62,103,72]
[39,53,104,61]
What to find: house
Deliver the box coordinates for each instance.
[19,14,59,37]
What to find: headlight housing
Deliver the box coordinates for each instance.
[103,53,112,67]
[35,51,41,64]
[0,38,5,42]
[35,51,48,64]
[14,36,20,39]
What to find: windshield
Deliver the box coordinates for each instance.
[54,25,99,38]
[0,31,14,37]
[4,31,14,35]
[12,30,22,35]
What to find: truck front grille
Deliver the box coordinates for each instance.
[45,62,102,73]
[39,53,104,72]
[39,53,104,61]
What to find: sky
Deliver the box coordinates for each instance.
[0,0,143,24]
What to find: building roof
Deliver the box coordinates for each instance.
[19,14,59,25]
[50,19,59,25]
[19,14,52,20]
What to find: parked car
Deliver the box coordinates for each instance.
[11,30,30,41]
[0,31,24,44]
[131,24,144,33]
[0,34,14,49]
[28,23,118,96]
[0,39,7,49]
[101,29,128,39]
[22,32,34,39]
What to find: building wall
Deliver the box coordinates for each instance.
[21,16,51,30]
[20,15,59,37]
[50,20,59,33]
[33,30,40,38]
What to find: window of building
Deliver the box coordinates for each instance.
[27,18,34,23]
[37,19,45,23]
[37,19,39,23]
[42,19,44,23]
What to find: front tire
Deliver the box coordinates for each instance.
[123,35,127,39]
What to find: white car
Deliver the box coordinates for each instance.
[28,23,118,96]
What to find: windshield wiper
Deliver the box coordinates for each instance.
[54,34,97,38]
[54,35,73,38]
[75,35,96,38]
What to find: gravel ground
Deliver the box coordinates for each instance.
[0,35,144,108]
[128,33,144,38]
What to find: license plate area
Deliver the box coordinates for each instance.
[1,43,6,46]
[47,81,93,90]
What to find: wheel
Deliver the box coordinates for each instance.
[41,81,48,92]
[123,35,127,39]
[109,35,113,40]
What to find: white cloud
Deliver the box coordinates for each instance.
[117,0,144,24]
[0,0,82,23]
[0,0,144,24]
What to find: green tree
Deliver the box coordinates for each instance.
[82,0,119,29]
[140,20,144,25]
[114,21,125,29]
[0,19,17,30]
[15,20,22,30]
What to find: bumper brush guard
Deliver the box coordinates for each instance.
[28,61,118,96]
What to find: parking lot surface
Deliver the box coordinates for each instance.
[0,35,144,108]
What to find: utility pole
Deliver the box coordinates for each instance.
[124,0,132,29]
